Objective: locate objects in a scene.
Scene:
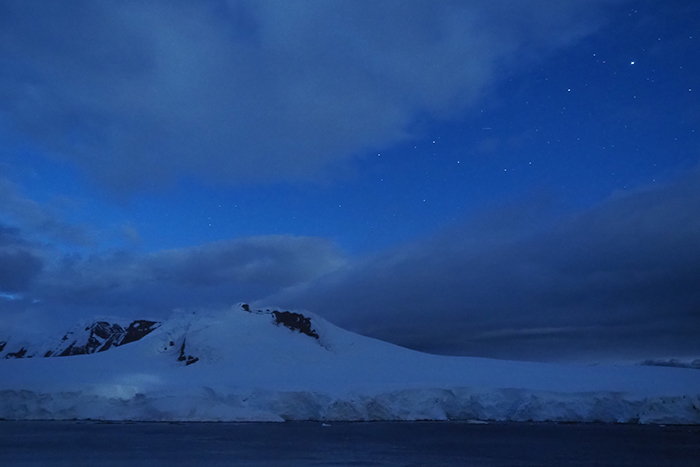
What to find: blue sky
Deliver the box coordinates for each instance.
[1,0,699,362]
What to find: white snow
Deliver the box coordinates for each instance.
[1,305,699,424]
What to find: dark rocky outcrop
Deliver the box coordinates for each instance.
[56,322,124,356]
[43,320,161,358]
[5,347,27,359]
[121,320,160,346]
[177,339,199,366]
[272,311,319,339]
[236,304,320,341]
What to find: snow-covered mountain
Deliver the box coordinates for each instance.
[1,304,699,424]
[1,319,160,359]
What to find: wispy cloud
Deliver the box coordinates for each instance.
[0,222,43,293]
[0,0,628,194]
[0,177,92,245]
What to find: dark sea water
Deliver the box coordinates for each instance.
[1,420,698,466]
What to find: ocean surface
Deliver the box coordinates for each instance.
[1,420,698,466]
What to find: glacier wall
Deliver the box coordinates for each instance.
[2,387,698,425]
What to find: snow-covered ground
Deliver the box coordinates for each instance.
[1,305,699,424]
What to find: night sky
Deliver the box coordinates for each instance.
[1,0,698,363]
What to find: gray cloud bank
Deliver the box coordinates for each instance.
[264,170,700,362]
[23,235,341,305]
[0,222,43,293]
[38,235,345,307]
[0,177,91,246]
[0,0,626,193]
[0,232,345,337]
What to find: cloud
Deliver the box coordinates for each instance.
[0,249,43,293]
[264,170,700,362]
[25,235,345,318]
[0,222,44,293]
[146,235,346,288]
[0,177,91,245]
[0,0,628,193]
[3,167,697,363]
[0,222,25,247]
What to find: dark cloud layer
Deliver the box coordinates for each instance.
[0,249,42,293]
[264,171,700,362]
[0,0,626,193]
[0,177,91,245]
[13,235,345,320]
[0,223,43,293]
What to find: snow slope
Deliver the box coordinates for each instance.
[1,305,699,424]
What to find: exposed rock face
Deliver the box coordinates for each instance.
[177,339,199,366]
[45,320,161,357]
[237,303,320,341]
[5,347,27,359]
[2,319,161,359]
[121,320,161,346]
[272,310,319,340]
[54,321,125,357]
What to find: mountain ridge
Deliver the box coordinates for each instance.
[1,318,161,360]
